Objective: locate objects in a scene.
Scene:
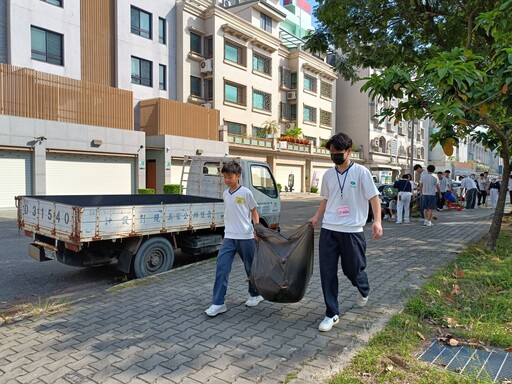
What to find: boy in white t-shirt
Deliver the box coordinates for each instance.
[310,132,383,332]
[205,160,262,317]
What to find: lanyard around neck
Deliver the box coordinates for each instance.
[335,162,353,199]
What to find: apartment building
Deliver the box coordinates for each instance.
[426,119,502,178]
[335,68,427,183]
[0,0,336,209]
[174,0,340,192]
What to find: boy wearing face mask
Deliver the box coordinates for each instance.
[309,132,382,332]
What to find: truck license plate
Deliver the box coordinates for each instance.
[44,249,57,260]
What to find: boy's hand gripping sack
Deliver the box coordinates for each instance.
[249,223,314,303]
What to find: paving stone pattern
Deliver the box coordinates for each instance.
[0,207,496,384]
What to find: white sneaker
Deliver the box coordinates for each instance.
[205,304,227,317]
[356,292,369,307]
[425,221,433,227]
[245,295,264,307]
[318,315,339,332]
[383,214,390,220]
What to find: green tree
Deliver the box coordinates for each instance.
[306,0,512,250]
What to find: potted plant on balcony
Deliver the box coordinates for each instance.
[261,119,279,138]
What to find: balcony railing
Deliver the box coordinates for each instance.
[228,134,273,148]
[140,98,220,139]
[0,63,133,129]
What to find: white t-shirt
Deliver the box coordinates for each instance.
[419,172,439,195]
[320,162,379,233]
[223,185,258,239]
[461,177,477,190]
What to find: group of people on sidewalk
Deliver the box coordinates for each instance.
[205,132,383,333]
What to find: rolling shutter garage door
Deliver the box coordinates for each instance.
[0,150,33,209]
[276,165,303,192]
[46,152,135,195]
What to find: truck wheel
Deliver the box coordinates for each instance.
[132,237,174,278]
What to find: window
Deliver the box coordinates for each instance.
[204,78,213,100]
[280,67,291,88]
[31,26,63,65]
[250,164,278,198]
[226,121,246,135]
[280,102,291,121]
[131,6,152,39]
[303,105,317,123]
[290,104,297,119]
[224,40,245,66]
[253,53,271,75]
[253,126,265,138]
[159,18,166,44]
[304,74,317,93]
[290,72,297,88]
[159,64,166,90]
[320,81,332,98]
[131,56,152,86]
[260,13,272,33]
[190,32,201,55]
[204,36,213,58]
[320,110,332,127]
[224,81,246,105]
[253,90,271,112]
[41,0,62,6]
[305,136,317,146]
[190,76,201,97]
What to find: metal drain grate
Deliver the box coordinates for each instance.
[417,340,511,382]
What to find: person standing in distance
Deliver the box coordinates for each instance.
[309,132,383,332]
[418,164,441,226]
[205,160,263,317]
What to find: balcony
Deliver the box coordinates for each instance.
[228,134,273,148]
[140,98,220,139]
[0,63,133,130]
[279,140,311,152]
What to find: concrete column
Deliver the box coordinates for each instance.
[305,159,313,192]
[32,141,46,195]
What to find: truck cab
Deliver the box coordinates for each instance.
[183,156,280,230]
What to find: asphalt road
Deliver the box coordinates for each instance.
[0,198,319,311]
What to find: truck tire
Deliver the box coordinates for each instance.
[132,237,174,278]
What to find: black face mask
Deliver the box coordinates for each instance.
[331,153,346,165]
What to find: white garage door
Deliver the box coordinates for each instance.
[46,153,135,195]
[276,165,303,192]
[0,150,33,209]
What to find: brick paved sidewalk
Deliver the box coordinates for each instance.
[0,207,496,384]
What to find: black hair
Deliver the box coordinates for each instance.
[413,164,422,171]
[325,132,353,151]
[221,160,242,175]
[437,171,443,175]
[444,170,450,174]
[427,164,435,172]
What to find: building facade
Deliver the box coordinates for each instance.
[0,0,339,209]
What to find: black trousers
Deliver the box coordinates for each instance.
[477,190,487,205]
[319,228,369,318]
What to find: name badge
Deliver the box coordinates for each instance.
[235,197,245,204]
[337,205,349,217]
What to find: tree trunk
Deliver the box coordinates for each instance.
[483,154,510,251]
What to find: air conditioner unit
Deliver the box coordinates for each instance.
[201,103,212,108]
[200,59,213,73]
[286,91,296,100]
[223,0,232,6]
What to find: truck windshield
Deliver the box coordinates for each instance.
[250,165,278,198]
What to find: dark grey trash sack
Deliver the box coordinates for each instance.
[249,222,314,303]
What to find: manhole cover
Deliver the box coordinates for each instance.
[417,340,511,382]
